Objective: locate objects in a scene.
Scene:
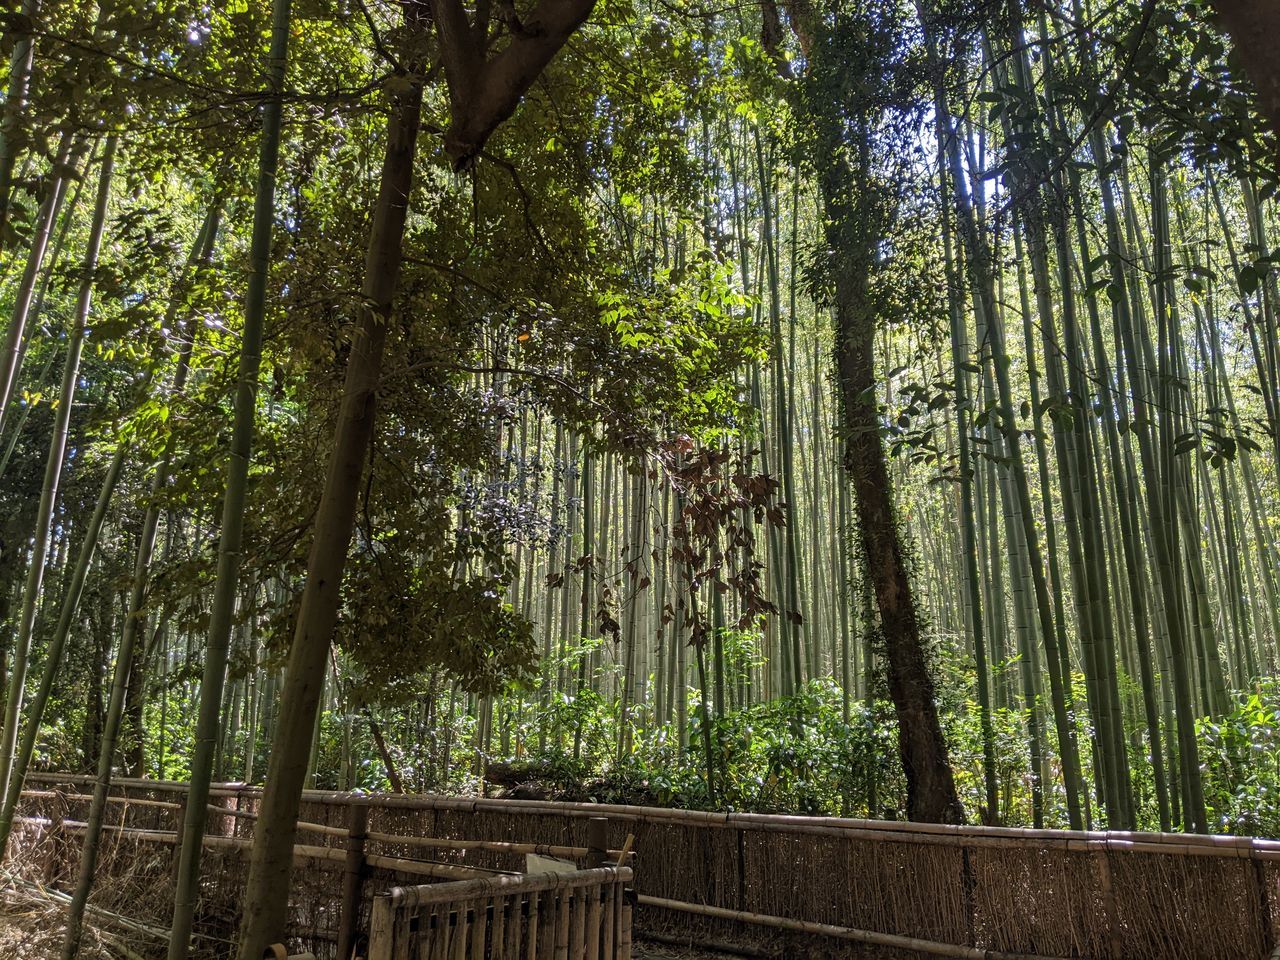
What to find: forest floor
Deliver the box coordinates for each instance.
[0,880,115,960]
[633,932,780,960]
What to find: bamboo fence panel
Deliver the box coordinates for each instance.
[368,867,633,960]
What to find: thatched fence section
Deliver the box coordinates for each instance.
[12,773,1280,959]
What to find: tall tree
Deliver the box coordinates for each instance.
[790,0,965,824]
[167,0,296,952]
[233,0,595,953]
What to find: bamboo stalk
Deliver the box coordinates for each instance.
[19,790,181,811]
[364,854,506,880]
[614,885,624,960]
[366,830,595,859]
[601,886,614,960]
[539,891,556,960]
[12,816,535,877]
[505,892,522,958]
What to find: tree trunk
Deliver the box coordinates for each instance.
[796,3,963,823]
[0,136,110,801]
[165,0,294,951]
[0,0,41,245]
[54,135,126,960]
[833,261,964,824]
[232,26,426,958]
[1210,0,1280,145]
[0,132,78,443]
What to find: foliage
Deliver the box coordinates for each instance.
[1200,682,1280,836]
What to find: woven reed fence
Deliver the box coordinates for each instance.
[16,773,1280,960]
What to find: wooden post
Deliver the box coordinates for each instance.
[368,898,396,960]
[337,801,370,960]
[586,817,608,868]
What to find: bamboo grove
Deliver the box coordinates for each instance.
[0,0,1279,948]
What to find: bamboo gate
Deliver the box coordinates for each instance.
[9,772,1280,959]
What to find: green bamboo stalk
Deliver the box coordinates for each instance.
[166,0,294,952]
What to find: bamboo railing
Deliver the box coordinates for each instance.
[368,867,633,960]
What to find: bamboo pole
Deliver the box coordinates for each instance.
[526,892,541,960]
[491,894,507,960]
[585,886,601,960]
[555,887,570,960]
[601,886,614,960]
[505,892,521,958]
[336,802,369,960]
[382,868,635,908]
[539,891,556,959]
[570,888,586,960]
[470,900,488,960]
[636,895,1078,960]
[25,773,1280,860]
[451,903,470,960]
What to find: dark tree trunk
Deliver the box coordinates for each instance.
[0,582,12,720]
[812,99,964,825]
[123,640,146,776]
[833,266,965,825]
[81,590,112,772]
[233,15,427,956]
[1211,0,1280,145]
[764,0,962,823]
[234,3,595,952]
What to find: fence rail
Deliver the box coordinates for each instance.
[16,773,1280,959]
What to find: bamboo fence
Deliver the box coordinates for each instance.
[13,773,1279,960]
[368,866,633,960]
